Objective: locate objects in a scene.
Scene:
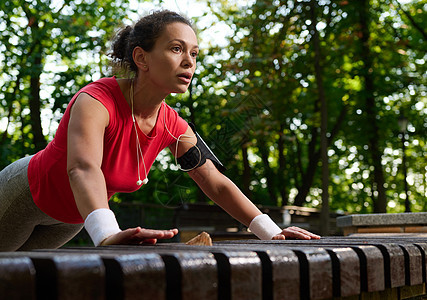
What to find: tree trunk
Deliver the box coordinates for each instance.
[29,59,46,151]
[293,105,347,207]
[310,0,330,236]
[293,148,320,206]
[358,0,387,213]
[1,76,22,143]
[258,137,277,206]
[278,123,288,205]
[294,66,321,206]
[28,13,46,151]
[241,142,252,199]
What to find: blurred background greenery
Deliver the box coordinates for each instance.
[0,0,425,237]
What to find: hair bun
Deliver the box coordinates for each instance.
[111,25,132,61]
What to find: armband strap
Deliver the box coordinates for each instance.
[249,214,282,240]
[177,123,226,173]
[84,208,121,246]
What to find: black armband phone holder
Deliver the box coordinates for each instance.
[177,123,226,173]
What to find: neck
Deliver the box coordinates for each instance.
[130,77,167,119]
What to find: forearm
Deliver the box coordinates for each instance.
[197,173,262,227]
[68,165,109,220]
[190,162,320,240]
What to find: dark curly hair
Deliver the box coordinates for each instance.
[110,10,195,75]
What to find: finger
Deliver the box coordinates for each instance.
[140,238,157,244]
[102,228,178,246]
[286,227,321,239]
[100,228,140,245]
[282,228,312,240]
[272,234,286,240]
[296,229,321,239]
[135,228,178,239]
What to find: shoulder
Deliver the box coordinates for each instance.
[163,103,188,129]
[80,77,120,101]
[70,93,110,127]
[163,102,183,121]
[74,77,125,118]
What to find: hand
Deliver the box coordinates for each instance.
[272,226,321,240]
[100,227,179,246]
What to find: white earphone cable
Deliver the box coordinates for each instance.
[130,77,203,183]
[130,79,148,186]
[162,101,202,172]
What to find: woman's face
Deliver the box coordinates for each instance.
[143,22,199,94]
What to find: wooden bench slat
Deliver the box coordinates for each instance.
[413,243,427,283]
[161,252,217,300]
[398,244,423,286]
[325,247,360,298]
[101,253,165,300]
[291,248,333,300]
[373,243,406,288]
[258,249,300,300]
[0,256,36,300]
[212,251,262,300]
[31,253,105,300]
[349,245,385,293]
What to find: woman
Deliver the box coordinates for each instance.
[0,10,319,251]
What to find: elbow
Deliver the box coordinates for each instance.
[67,161,94,183]
[67,165,83,184]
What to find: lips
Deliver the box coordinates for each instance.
[177,72,192,83]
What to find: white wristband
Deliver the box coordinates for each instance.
[249,214,282,240]
[84,208,121,246]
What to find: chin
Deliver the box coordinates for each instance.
[171,87,189,94]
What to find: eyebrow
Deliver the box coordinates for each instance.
[168,39,199,49]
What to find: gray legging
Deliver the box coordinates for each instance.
[0,156,83,251]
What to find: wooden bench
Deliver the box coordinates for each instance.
[1,235,427,299]
[337,212,427,236]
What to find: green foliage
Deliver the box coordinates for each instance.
[0,0,425,215]
[0,0,133,168]
[195,0,426,212]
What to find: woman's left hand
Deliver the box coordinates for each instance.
[272,226,321,240]
[100,227,179,246]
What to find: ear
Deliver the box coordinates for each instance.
[132,46,149,71]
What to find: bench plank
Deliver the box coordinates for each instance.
[101,253,165,300]
[161,252,217,300]
[0,256,36,300]
[212,251,262,300]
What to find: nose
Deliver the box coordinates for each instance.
[182,52,194,69]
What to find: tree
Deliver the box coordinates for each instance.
[1,0,425,215]
[198,0,426,213]
[0,0,133,167]
[309,0,329,234]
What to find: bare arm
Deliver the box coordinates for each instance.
[68,93,177,245]
[171,126,320,240]
[67,93,110,220]
[169,126,266,225]
[189,160,262,226]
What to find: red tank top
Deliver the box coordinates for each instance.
[27,77,188,223]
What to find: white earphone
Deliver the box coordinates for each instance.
[130,80,149,186]
[130,78,202,186]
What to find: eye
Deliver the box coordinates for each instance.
[172,46,182,53]
[191,51,198,58]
